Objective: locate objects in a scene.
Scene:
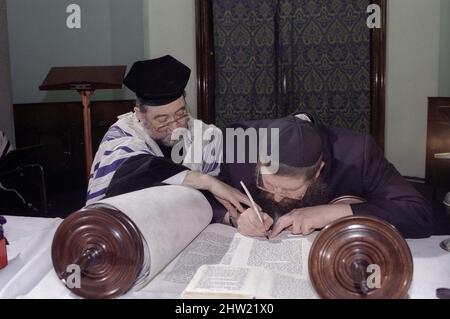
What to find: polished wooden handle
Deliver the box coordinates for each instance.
[309,215,413,299]
[0,239,7,270]
[52,205,145,299]
[329,195,366,205]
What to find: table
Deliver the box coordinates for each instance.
[0,215,449,299]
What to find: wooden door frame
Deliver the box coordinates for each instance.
[195,0,387,150]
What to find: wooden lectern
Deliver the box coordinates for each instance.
[39,66,126,181]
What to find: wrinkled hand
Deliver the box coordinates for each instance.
[234,208,273,238]
[208,178,253,217]
[183,172,254,218]
[270,204,353,238]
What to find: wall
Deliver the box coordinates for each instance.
[385,0,441,178]
[439,0,450,96]
[143,0,447,176]
[144,0,197,116]
[6,0,446,177]
[142,0,449,177]
[6,0,145,104]
[0,0,15,145]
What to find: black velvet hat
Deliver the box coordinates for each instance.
[123,55,191,106]
[262,114,323,168]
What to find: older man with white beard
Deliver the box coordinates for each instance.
[87,56,251,219]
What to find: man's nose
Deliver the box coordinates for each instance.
[168,120,179,130]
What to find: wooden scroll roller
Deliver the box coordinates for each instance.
[308,195,413,299]
[52,186,212,299]
[0,239,7,270]
[328,195,367,205]
[51,204,148,299]
[0,217,7,270]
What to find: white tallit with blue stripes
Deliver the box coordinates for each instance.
[86,112,222,205]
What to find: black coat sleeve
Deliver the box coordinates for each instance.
[105,154,188,198]
[350,135,434,238]
[105,154,227,223]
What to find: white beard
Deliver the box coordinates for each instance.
[159,133,183,147]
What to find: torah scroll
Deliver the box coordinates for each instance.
[51,185,212,298]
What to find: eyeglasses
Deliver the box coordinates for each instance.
[153,111,189,132]
[256,167,312,200]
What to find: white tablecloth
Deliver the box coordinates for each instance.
[0,215,449,299]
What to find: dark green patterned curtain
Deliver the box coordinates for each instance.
[213,0,371,132]
[213,0,280,127]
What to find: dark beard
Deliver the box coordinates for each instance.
[252,178,332,224]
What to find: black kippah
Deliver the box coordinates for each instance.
[263,115,323,168]
[124,55,190,106]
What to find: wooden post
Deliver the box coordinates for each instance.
[39,65,126,183]
[80,90,94,181]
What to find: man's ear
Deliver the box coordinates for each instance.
[134,106,143,121]
[315,161,325,179]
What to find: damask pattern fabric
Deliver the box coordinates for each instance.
[213,0,371,132]
[213,0,280,127]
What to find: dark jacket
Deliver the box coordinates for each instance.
[219,121,434,239]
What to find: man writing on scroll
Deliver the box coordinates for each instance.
[87,55,251,218]
[219,114,434,239]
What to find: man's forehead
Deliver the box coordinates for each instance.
[145,97,186,115]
